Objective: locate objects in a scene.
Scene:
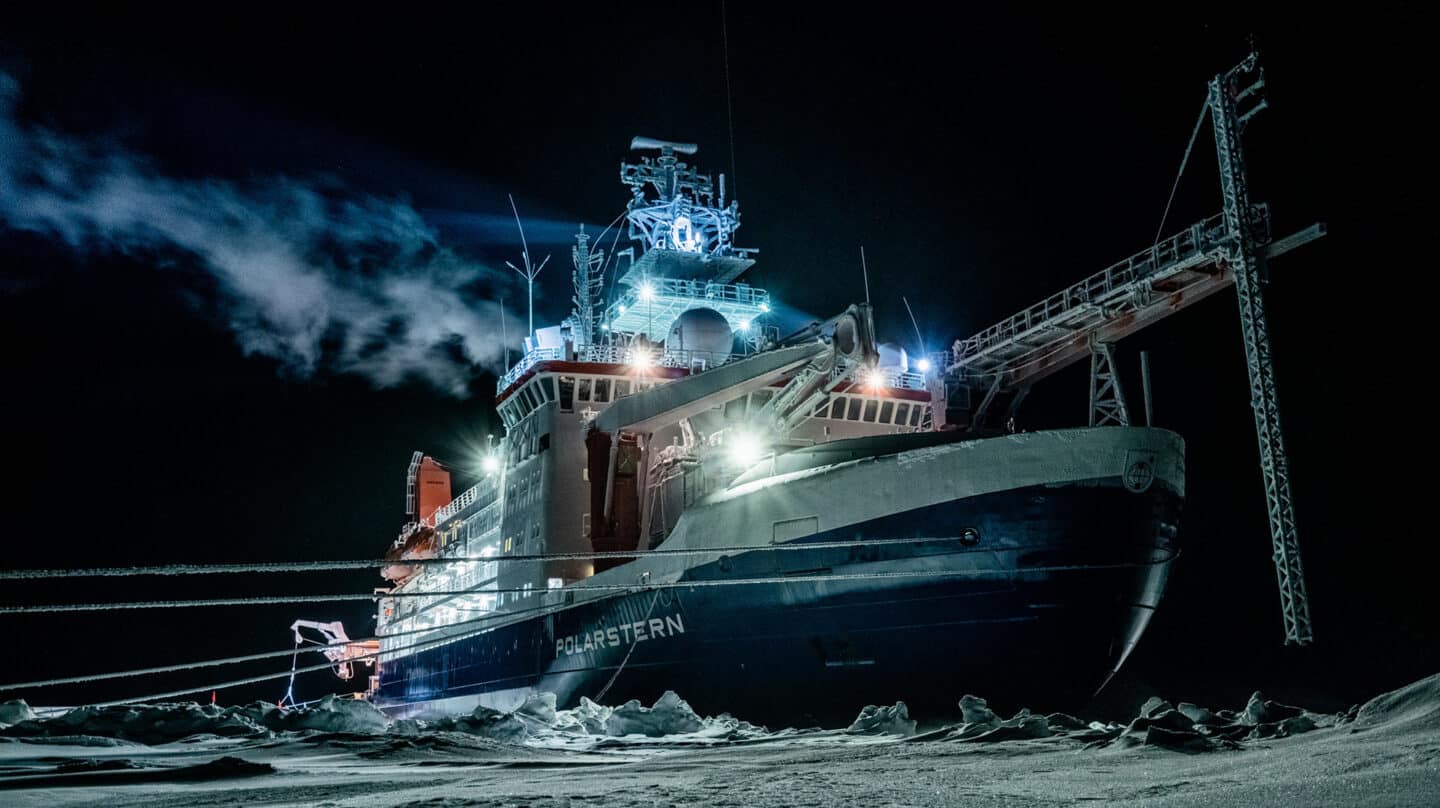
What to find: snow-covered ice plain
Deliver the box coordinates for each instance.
[1,674,1436,807]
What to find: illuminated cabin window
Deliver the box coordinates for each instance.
[880,401,895,423]
[862,399,879,422]
[558,377,575,411]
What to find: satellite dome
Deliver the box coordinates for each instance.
[667,307,735,364]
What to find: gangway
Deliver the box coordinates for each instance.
[938,52,1323,646]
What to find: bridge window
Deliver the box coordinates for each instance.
[879,401,895,423]
[540,378,555,401]
[558,377,575,411]
[578,378,592,403]
[615,379,631,398]
[862,399,879,422]
[847,398,863,421]
[895,403,910,425]
[910,405,923,426]
[594,378,611,403]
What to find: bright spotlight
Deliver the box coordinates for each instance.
[629,350,654,369]
[600,323,610,331]
[481,454,501,475]
[862,368,884,391]
[916,358,931,373]
[738,319,751,332]
[618,304,627,314]
[638,282,656,302]
[728,431,765,467]
[759,302,770,312]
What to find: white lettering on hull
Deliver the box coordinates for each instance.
[555,612,686,657]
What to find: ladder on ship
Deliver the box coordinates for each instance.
[938,52,1322,646]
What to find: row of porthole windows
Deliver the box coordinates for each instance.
[814,395,926,427]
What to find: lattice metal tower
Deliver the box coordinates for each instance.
[1088,341,1131,427]
[569,228,604,349]
[1208,53,1314,645]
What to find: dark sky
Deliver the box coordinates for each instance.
[0,6,1434,713]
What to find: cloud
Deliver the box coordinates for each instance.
[0,72,518,396]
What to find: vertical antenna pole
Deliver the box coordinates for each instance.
[860,246,872,306]
[500,298,510,369]
[902,295,926,362]
[1140,350,1155,426]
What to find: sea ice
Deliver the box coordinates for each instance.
[603,691,704,737]
[846,701,917,736]
[0,699,37,728]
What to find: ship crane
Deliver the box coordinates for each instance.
[938,52,1322,646]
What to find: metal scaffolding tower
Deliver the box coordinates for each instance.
[1088,341,1130,427]
[1208,54,1314,645]
[938,52,1323,646]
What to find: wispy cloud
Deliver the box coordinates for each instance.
[0,72,517,395]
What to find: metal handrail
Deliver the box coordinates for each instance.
[952,213,1229,366]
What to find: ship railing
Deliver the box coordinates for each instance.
[496,346,565,393]
[880,370,928,391]
[614,277,770,309]
[497,340,929,394]
[950,213,1230,369]
[429,475,500,527]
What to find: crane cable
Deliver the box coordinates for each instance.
[1153,97,1213,251]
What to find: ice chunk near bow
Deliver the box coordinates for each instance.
[847,702,917,737]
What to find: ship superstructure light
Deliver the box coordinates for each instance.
[726,431,767,468]
[481,454,501,475]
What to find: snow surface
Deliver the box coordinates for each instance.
[0,676,1436,806]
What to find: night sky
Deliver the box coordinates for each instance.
[0,6,1433,715]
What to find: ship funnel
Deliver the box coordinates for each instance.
[630,136,699,154]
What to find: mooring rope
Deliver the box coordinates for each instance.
[0,536,954,581]
[0,553,1176,615]
[0,552,1176,705]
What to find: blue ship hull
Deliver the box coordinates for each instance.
[374,474,1181,726]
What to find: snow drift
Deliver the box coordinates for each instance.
[6,673,1437,752]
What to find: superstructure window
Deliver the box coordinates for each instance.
[879,401,894,423]
[910,405,923,426]
[847,398,863,421]
[862,399,879,422]
[540,378,555,401]
[558,377,575,411]
[594,378,611,403]
[895,403,910,425]
[578,378,592,403]
[615,379,631,398]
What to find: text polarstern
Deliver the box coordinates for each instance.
[556,613,687,657]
